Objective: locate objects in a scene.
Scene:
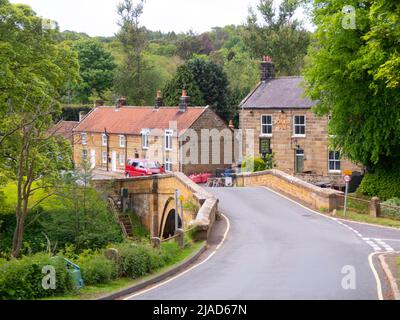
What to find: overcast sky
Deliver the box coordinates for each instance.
[9,0,309,36]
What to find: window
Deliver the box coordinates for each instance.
[141,129,150,149]
[329,151,341,172]
[293,115,306,136]
[165,158,173,172]
[82,149,88,160]
[261,115,273,135]
[165,129,173,151]
[102,151,108,164]
[119,135,126,148]
[119,153,125,166]
[102,134,108,147]
[295,149,304,173]
[81,133,87,145]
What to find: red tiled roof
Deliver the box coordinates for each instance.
[73,106,208,136]
[49,121,79,141]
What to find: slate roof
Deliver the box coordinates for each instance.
[240,77,317,109]
[73,106,208,136]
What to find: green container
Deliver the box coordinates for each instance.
[64,259,84,289]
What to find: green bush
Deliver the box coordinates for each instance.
[116,243,158,278]
[242,157,266,172]
[78,254,116,285]
[0,254,74,300]
[357,169,400,200]
[381,198,400,220]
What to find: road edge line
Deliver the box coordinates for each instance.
[259,186,384,300]
[378,252,400,300]
[122,213,231,300]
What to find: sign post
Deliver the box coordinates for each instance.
[179,194,185,229]
[343,174,352,217]
[175,189,180,232]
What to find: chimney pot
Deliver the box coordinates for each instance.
[229,120,234,130]
[155,90,163,109]
[179,89,190,112]
[116,97,127,108]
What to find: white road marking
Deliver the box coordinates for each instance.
[260,186,385,299]
[123,213,231,300]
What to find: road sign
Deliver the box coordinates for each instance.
[343,170,353,176]
[343,175,352,183]
[179,195,185,202]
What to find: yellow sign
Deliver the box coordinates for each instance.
[343,170,353,176]
[179,195,185,202]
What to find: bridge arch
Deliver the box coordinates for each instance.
[159,197,182,239]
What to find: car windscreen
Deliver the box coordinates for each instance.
[145,161,159,169]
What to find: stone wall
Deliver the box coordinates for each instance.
[94,172,218,241]
[236,169,343,211]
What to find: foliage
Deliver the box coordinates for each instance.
[357,169,400,201]
[57,105,93,122]
[77,253,117,285]
[65,40,117,104]
[163,58,232,121]
[303,0,400,170]
[242,157,266,172]
[381,198,400,220]
[264,153,277,170]
[243,0,310,76]
[0,253,74,300]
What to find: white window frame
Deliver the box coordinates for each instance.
[261,115,273,136]
[165,129,173,151]
[82,149,88,160]
[141,129,150,150]
[119,135,126,148]
[293,115,306,137]
[102,151,108,164]
[165,158,173,172]
[101,134,108,147]
[119,153,125,166]
[328,150,341,173]
[81,133,87,146]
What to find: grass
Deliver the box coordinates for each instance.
[334,210,400,228]
[43,241,204,300]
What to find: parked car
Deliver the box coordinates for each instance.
[125,159,165,177]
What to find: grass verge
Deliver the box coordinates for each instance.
[334,210,400,228]
[42,241,204,300]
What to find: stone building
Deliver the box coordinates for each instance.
[72,91,233,176]
[239,56,361,185]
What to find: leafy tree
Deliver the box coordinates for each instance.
[41,162,123,253]
[67,40,117,104]
[176,31,203,60]
[163,58,232,121]
[243,0,311,75]
[0,1,80,257]
[114,0,153,105]
[303,0,400,171]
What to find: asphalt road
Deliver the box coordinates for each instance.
[127,187,400,300]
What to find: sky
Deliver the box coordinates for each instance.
[9,0,310,36]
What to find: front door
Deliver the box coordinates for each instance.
[295,149,304,173]
[90,149,96,169]
[112,151,117,172]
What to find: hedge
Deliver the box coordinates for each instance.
[0,254,74,300]
[357,169,400,200]
[77,254,117,286]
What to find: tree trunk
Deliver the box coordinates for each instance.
[12,214,25,258]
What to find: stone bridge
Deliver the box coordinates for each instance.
[94,172,218,240]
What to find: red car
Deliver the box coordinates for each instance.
[125,159,165,177]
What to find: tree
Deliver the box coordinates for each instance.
[114,0,153,105]
[0,1,80,257]
[243,0,311,75]
[303,0,400,170]
[68,40,117,104]
[163,58,232,121]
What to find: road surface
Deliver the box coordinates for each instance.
[127,187,400,300]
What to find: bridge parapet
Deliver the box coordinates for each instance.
[236,169,343,212]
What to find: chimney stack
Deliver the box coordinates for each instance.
[179,89,190,112]
[155,90,163,109]
[228,120,234,130]
[79,111,86,122]
[260,55,275,82]
[116,97,127,109]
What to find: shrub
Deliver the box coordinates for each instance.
[242,157,266,172]
[116,243,158,278]
[0,253,74,300]
[78,254,116,285]
[357,169,400,200]
[381,198,400,220]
